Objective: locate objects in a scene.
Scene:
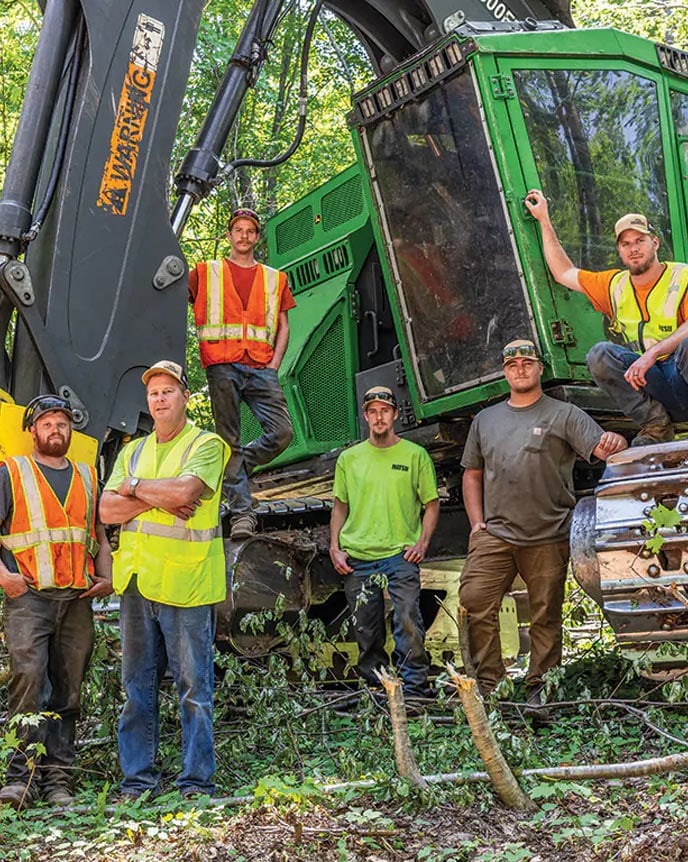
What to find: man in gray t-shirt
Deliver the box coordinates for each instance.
[459,339,627,710]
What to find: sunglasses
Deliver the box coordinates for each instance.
[363,391,397,407]
[22,395,73,430]
[502,345,539,361]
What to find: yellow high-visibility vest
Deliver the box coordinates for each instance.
[112,422,229,607]
[608,262,688,354]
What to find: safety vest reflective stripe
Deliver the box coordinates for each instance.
[609,262,688,351]
[15,457,46,529]
[2,527,91,549]
[208,260,223,326]
[197,323,274,341]
[196,324,244,340]
[262,265,279,344]
[74,461,98,556]
[120,521,222,542]
[1,456,97,589]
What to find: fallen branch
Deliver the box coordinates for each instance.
[374,667,427,789]
[53,745,688,817]
[447,663,536,812]
[519,749,688,781]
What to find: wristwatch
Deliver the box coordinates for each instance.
[130,477,141,497]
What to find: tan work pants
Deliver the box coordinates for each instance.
[459,530,569,693]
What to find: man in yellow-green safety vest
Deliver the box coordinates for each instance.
[526,189,688,447]
[100,360,229,801]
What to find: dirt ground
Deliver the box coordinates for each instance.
[54,787,688,862]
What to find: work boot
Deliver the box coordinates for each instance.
[0,782,33,811]
[631,422,674,447]
[523,687,552,725]
[230,513,257,540]
[43,786,74,807]
[114,789,150,805]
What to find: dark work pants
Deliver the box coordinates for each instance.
[3,588,94,793]
[459,530,569,693]
[206,362,293,516]
[343,551,429,694]
[587,339,688,426]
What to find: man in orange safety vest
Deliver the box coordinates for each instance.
[0,395,112,810]
[189,208,296,539]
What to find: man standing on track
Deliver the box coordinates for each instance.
[189,209,296,539]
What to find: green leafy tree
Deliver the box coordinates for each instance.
[572,0,688,46]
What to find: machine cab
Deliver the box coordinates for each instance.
[350,25,688,425]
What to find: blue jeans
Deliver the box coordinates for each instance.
[3,588,94,794]
[206,362,293,516]
[587,339,688,425]
[343,552,429,694]
[118,583,217,796]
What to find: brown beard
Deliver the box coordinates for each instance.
[35,432,70,458]
[372,427,396,444]
[628,259,653,276]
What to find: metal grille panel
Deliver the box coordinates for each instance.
[321,174,363,232]
[275,205,314,254]
[297,315,349,443]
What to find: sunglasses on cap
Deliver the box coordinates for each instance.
[502,345,540,362]
[362,390,397,408]
[22,395,74,430]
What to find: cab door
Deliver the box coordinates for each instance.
[487,53,676,372]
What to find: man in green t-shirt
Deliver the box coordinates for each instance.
[330,386,439,697]
[460,339,627,714]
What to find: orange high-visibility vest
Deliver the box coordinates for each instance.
[192,260,287,367]
[0,456,98,589]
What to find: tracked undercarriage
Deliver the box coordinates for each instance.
[571,441,688,656]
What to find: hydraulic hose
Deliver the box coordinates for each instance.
[25,14,86,243]
[220,0,325,175]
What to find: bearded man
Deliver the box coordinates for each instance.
[0,395,112,809]
[525,190,688,446]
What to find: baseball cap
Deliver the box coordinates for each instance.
[22,394,74,430]
[502,339,541,365]
[614,213,655,240]
[362,386,398,409]
[228,208,261,232]
[141,360,189,388]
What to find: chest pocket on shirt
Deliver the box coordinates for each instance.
[524,425,549,453]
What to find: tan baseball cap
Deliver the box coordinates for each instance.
[362,386,397,409]
[614,213,654,240]
[141,360,189,388]
[502,339,541,365]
